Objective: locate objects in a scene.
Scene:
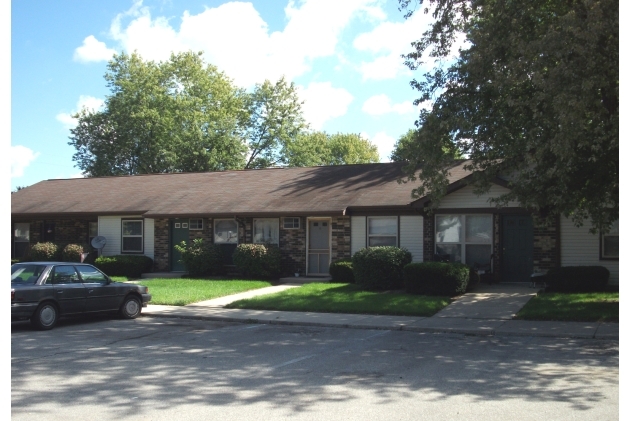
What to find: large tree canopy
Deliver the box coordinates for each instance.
[70,52,248,176]
[399,0,618,231]
[285,132,380,167]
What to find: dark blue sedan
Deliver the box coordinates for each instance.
[11,262,151,330]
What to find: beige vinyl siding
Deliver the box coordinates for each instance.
[400,215,423,262]
[560,216,618,285]
[351,216,366,255]
[439,184,520,208]
[144,218,154,260]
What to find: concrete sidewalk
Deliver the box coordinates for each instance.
[141,282,618,340]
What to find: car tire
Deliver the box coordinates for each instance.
[31,302,58,330]
[120,295,142,319]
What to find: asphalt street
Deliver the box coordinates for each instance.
[11,316,619,421]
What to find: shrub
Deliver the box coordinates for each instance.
[29,242,59,261]
[467,266,480,292]
[233,244,282,279]
[329,258,354,283]
[545,266,610,292]
[352,246,412,290]
[11,259,20,265]
[94,255,153,278]
[62,243,85,262]
[403,262,470,296]
[173,239,224,277]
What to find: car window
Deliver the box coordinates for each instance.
[11,264,47,284]
[76,266,108,284]
[51,265,81,284]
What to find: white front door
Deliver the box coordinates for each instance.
[307,219,331,275]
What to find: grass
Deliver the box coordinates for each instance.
[133,278,273,306]
[514,292,619,322]
[225,283,452,317]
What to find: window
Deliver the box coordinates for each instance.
[214,219,238,244]
[76,265,108,283]
[601,220,618,259]
[368,217,397,247]
[254,218,280,244]
[189,219,203,230]
[435,214,492,267]
[13,223,30,260]
[51,265,81,284]
[283,217,300,229]
[121,220,143,253]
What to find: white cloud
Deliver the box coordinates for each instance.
[299,82,354,130]
[94,0,385,87]
[361,131,396,162]
[56,96,105,129]
[73,35,117,63]
[11,146,39,178]
[362,94,416,116]
[353,8,435,81]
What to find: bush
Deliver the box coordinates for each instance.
[29,242,59,261]
[173,239,224,277]
[329,258,354,283]
[352,246,412,290]
[62,243,85,262]
[11,259,20,265]
[233,244,281,279]
[94,255,153,278]
[545,266,610,292]
[403,262,470,296]
[467,266,480,292]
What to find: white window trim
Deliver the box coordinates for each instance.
[367,216,398,247]
[121,219,144,253]
[282,217,300,229]
[253,218,280,245]
[434,214,493,264]
[214,219,239,244]
[189,218,204,230]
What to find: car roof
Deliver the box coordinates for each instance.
[13,262,95,265]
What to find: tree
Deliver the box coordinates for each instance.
[69,52,248,176]
[398,0,618,231]
[284,132,380,167]
[243,78,307,169]
[390,128,461,163]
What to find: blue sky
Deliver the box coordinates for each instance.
[10,0,446,190]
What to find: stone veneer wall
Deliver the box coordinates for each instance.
[279,217,307,276]
[422,216,435,262]
[23,219,94,246]
[532,216,560,273]
[331,216,351,261]
[153,219,170,271]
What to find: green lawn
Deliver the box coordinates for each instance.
[226,283,451,317]
[134,278,273,306]
[515,292,619,322]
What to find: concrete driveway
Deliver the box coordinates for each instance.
[11,316,618,421]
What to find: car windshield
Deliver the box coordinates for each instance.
[11,264,47,284]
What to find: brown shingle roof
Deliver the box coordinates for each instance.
[11,161,473,218]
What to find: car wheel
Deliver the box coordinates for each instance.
[120,296,142,319]
[30,302,58,330]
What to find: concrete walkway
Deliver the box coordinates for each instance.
[141,282,618,340]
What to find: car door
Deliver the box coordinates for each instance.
[76,265,123,312]
[50,265,87,315]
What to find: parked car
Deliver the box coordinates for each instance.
[11,262,151,330]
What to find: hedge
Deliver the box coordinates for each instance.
[29,242,59,261]
[232,244,281,279]
[174,239,224,277]
[545,266,610,292]
[94,255,154,278]
[329,258,354,283]
[352,246,412,290]
[62,244,85,262]
[403,262,470,296]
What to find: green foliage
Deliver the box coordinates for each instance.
[352,247,412,290]
[399,0,618,231]
[94,255,153,278]
[403,262,470,296]
[232,244,282,279]
[544,266,610,293]
[286,131,380,167]
[390,129,462,163]
[11,259,20,265]
[244,77,307,169]
[29,242,59,261]
[61,244,85,262]
[69,51,248,176]
[329,258,355,283]
[173,239,224,277]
